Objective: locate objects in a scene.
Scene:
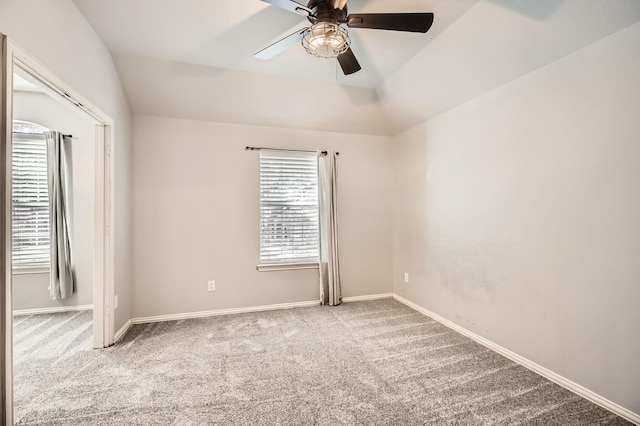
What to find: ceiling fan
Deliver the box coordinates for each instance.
[254,0,434,75]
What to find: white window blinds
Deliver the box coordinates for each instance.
[12,133,50,270]
[259,151,319,265]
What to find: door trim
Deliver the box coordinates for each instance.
[1,32,14,426]
[1,34,117,425]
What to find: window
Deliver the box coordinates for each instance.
[259,151,319,266]
[12,121,50,270]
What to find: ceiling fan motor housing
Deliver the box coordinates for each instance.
[302,0,351,59]
[307,0,348,24]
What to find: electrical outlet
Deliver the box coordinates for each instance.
[207,280,216,291]
[403,272,409,283]
[114,294,119,309]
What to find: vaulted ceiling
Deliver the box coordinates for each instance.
[73,0,640,135]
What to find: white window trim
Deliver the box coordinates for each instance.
[11,124,51,272]
[256,262,319,272]
[258,150,320,267]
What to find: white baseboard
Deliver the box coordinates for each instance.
[131,300,322,325]
[342,293,393,303]
[130,295,393,325]
[392,294,640,425]
[114,319,132,343]
[12,304,93,316]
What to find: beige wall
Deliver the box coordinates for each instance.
[393,22,640,415]
[0,0,133,330]
[12,92,94,311]
[132,115,393,318]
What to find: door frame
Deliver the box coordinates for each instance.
[1,34,116,425]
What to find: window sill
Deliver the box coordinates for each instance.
[257,263,319,272]
[13,267,49,275]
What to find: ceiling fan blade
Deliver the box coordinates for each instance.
[333,0,348,10]
[347,13,434,33]
[260,0,314,17]
[337,48,361,75]
[254,28,308,60]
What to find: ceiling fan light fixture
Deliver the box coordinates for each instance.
[302,22,350,58]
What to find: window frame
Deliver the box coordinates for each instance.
[11,121,50,273]
[257,150,320,270]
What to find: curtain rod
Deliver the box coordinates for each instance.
[13,131,74,138]
[245,146,339,156]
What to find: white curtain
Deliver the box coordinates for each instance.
[45,131,75,300]
[318,150,341,306]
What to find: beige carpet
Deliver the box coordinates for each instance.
[13,299,631,425]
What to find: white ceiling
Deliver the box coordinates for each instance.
[73,0,640,135]
[113,53,392,135]
[379,0,640,133]
[72,0,477,88]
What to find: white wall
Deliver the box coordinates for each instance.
[393,22,640,415]
[0,0,132,330]
[132,115,393,318]
[12,91,94,311]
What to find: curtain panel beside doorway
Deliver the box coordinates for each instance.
[45,131,75,300]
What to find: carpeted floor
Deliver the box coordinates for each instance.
[13,299,631,425]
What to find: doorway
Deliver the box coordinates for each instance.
[1,34,116,424]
